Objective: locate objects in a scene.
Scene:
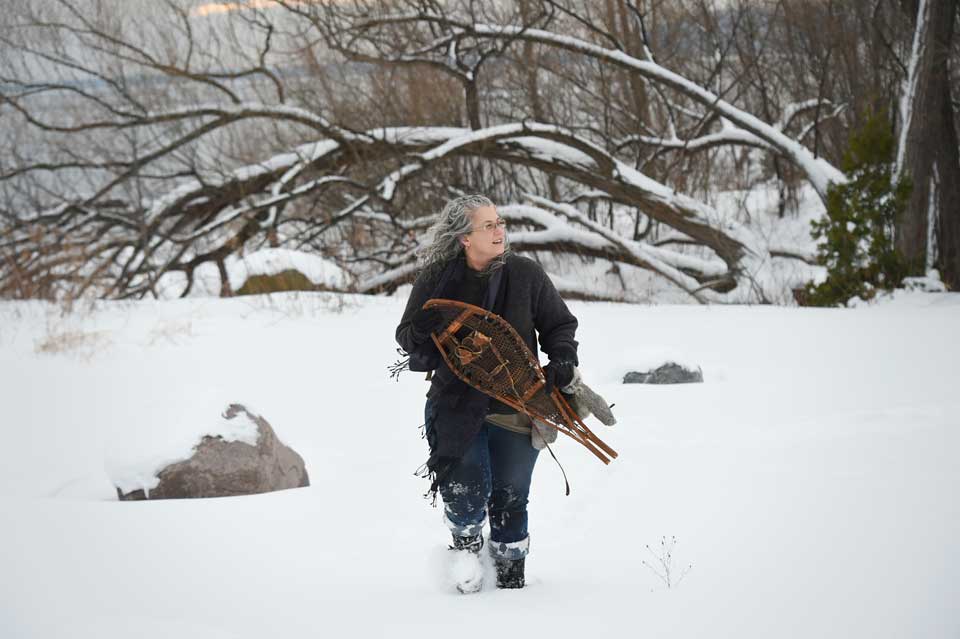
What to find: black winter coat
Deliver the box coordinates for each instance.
[395,253,579,491]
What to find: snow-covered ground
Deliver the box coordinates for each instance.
[1,291,957,638]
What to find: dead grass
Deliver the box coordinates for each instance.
[146,319,195,346]
[238,290,355,320]
[34,328,111,360]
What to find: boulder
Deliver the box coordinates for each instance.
[117,404,309,500]
[623,362,703,384]
[236,269,318,295]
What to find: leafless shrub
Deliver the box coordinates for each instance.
[238,290,355,320]
[146,319,195,346]
[641,535,693,590]
[34,327,111,359]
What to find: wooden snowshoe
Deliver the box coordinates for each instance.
[424,299,617,464]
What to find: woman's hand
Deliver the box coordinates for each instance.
[410,307,445,345]
[543,359,576,394]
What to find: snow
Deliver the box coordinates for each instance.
[902,269,947,294]
[776,98,823,131]
[447,548,484,593]
[510,225,611,251]
[507,136,598,168]
[618,128,768,153]
[846,270,950,307]
[356,261,419,293]
[377,126,470,145]
[1,292,958,638]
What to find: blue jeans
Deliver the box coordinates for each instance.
[424,400,540,559]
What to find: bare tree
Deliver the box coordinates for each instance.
[0,0,878,305]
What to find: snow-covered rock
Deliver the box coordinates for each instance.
[115,404,309,500]
[623,362,703,384]
[155,248,350,298]
[229,248,349,293]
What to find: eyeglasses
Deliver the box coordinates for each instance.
[468,219,507,233]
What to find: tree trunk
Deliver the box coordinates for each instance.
[465,79,482,130]
[617,0,649,128]
[896,0,960,288]
[519,0,558,200]
[217,259,233,298]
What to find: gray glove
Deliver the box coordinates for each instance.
[531,418,558,450]
[561,367,617,426]
[531,367,616,450]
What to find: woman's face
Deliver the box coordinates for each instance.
[461,205,506,267]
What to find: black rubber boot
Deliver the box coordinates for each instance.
[450,533,483,553]
[494,557,525,589]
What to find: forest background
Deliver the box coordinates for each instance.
[1,0,957,306]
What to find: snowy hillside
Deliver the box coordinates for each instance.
[1,291,957,638]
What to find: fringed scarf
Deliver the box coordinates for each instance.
[392,255,508,503]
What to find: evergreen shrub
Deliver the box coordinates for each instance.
[802,113,913,306]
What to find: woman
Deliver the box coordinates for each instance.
[395,194,579,592]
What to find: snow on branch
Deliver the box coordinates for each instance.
[8,83,797,304]
[367,123,776,297]
[616,129,769,154]
[354,197,734,302]
[9,117,787,301]
[519,196,722,303]
[371,15,846,199]
[144,139,342,224]
[617,98,839,155]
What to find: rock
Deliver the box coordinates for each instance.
[230,248,349,295]
[623,362,703,384]
[236,269,318,295]
[117,404,309,500]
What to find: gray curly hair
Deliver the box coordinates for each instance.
[417,194,509,272]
